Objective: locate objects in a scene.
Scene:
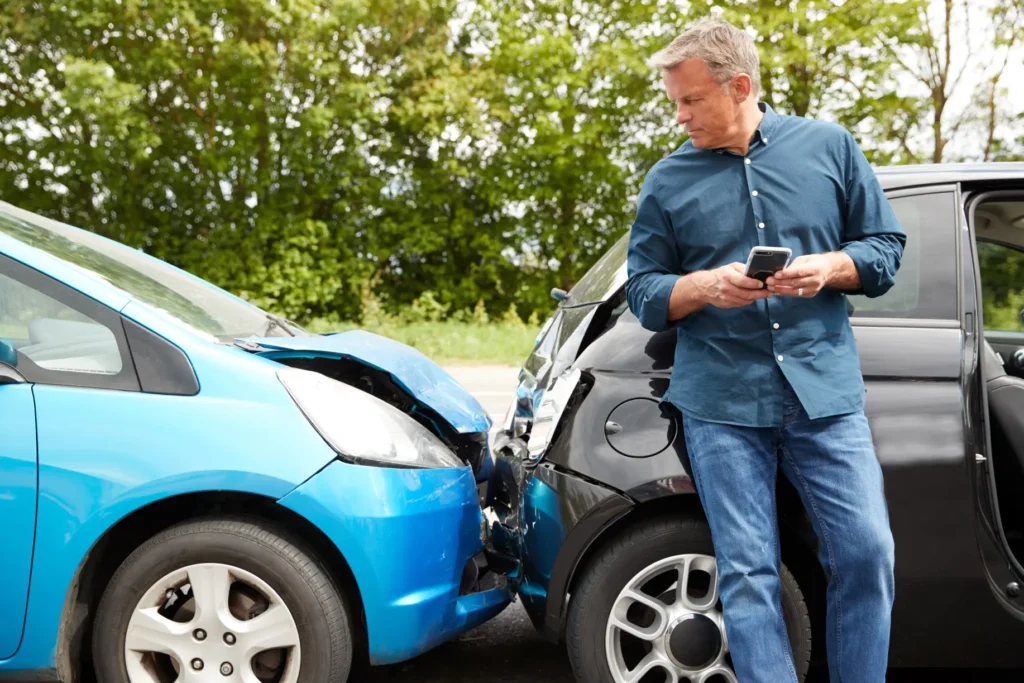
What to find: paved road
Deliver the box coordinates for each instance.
[364,600,1021,682]
[444,365,520,425]
[364,366,1024,683]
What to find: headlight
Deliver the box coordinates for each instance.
[526,367,581,461]
[277,367,464,469]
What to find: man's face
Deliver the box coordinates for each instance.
[662,58,744,150]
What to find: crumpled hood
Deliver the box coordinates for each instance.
[247,329,491,434]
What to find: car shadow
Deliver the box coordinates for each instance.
[361,603,574,682]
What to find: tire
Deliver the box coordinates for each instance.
[92,516,353,683]
[566,516,812,683]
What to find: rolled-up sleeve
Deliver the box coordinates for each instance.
[839,131,906,298]
[625,170,681,332]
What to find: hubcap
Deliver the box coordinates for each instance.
[605,554,737,683]
[667,614,721,670]
[124,563,301,683]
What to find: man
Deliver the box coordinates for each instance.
[625,16,905,683]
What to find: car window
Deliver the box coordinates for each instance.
[0,269,122,375]
[848,191,957,321]
[978,241,1024,332]
[0,255,139,390]
[566,231,629,304]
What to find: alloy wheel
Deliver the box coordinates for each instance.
[605,553,735,683]
[124,562,301,683]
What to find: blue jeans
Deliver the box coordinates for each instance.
[680,382,895,683]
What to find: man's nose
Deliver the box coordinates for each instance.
[676,107,692,126]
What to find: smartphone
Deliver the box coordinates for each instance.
[744,246,792,284]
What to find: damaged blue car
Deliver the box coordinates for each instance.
[0,200,510,683]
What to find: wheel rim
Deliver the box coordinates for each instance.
[605,554,736,683]
[124,563,301,683]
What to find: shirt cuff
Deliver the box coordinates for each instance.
[639,273,681,331]
[839,241,882,297]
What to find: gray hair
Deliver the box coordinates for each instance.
[649,16,761,96]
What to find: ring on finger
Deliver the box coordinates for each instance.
[798,288,804,296]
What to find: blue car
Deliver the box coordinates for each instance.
[0,200,511,683]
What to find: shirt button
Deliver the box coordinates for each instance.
[764,137,769,143]
[758,222,765,229]
[773,323,780,329]
[777,355,784,362]
[745,158,751,165]
[751,190,758,197]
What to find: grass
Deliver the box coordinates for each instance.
[302,318,543,366]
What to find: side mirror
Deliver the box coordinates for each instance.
[0,339,24,385]
[0,338,16,367]
[550,287,568,302]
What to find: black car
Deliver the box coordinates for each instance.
[486,162,1024,682]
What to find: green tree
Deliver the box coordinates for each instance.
[981,0,1024,161]
[0,0,428,321]
[452,0,690,315]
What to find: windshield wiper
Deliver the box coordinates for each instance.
[262,313,297,337]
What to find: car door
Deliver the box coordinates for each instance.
[963,188,1024,622]
[0,266,40,659]
[0,253,140,658]
[845,186,1024,663]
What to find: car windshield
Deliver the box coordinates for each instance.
[564,230,629,305]
[0,203,308,342]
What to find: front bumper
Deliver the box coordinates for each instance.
[279,460,512,665]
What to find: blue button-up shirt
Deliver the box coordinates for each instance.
[625,103,905,427]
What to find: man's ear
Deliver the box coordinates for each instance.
[730,74,753,103]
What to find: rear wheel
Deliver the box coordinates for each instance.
[566,516,812,683]
[92,517,353,683]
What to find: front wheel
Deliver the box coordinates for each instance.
[93,517,354,683]
[566,516,812,683]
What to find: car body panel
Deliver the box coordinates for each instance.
[249,330,491,435]
[0,385,38,659]
[279,460,511,665]
[490,168,1024,668]
[519,464,632,634]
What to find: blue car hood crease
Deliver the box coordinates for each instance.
[247,329,491,435]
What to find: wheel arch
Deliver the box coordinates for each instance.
[55,491,367,683]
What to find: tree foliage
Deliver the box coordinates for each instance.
[0,0,1021,324]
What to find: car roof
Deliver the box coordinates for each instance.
[874,162,1024,190]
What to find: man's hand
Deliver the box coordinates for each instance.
[695,263,771,308]
[767,252,857,297]
[766,254,834,298]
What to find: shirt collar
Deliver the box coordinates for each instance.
[710,101,778,155]
[751,101,778,144]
